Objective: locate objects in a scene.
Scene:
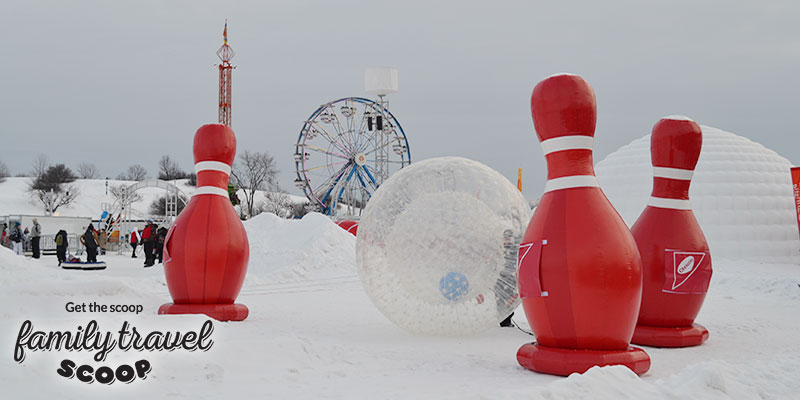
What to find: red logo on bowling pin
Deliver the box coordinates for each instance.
[517,240,546,297]
[664,250,711,293]
[630,116,711,347]
[159,124,250,322]
[516,74,650,377]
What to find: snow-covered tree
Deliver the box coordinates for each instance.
[260,189,293,218]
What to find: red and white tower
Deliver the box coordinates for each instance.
[217,20,235,126]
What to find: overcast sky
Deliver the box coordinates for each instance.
[1,0,798,199]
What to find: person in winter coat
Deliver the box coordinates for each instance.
[31,218,42,259]
[130,229,140,258]
[79,224,99,263]
[22,227,30,253]
[10,222,23,255]
[149,223,159,262]
[55,229,68,266]
[155,226,168,264]
[141,220,156,267]
[1,223,7,248]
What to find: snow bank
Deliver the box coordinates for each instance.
[243,212,356,284]
[530,356,800,399]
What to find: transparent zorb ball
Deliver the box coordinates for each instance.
[356,157,531,335]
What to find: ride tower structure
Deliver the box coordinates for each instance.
[217,20,235,126]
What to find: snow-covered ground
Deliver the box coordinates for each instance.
[0,212,798,399]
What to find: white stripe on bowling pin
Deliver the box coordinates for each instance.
[193,186,229,198]
[540,136,594,156]
[544,175,599,193]
[195,161,232,175]
[653,167,693,181]
[648,197,692,210]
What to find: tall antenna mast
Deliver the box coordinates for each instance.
[217,20,236,126]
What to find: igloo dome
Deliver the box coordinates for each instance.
[596,125,800,263]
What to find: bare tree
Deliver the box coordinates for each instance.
[0,160,9,183]
[158,155,188,181]
[109,184,143,204]
[31,154,49,178]
[28,164,80,213]
[260,188,293,218]
[117,164,148,181]
[76,162,100,179]
[230,151,278,218]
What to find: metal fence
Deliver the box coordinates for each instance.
[39,234,83,256]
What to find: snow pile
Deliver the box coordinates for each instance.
[530,356,800,399]
[242,212,357,284]
[596,126,800,262]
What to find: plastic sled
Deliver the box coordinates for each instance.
[61,261,107,270]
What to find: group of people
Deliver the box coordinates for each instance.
[1,219,42,258]
[3,218,169,268]
[129,220,167,268]
[51,223,106,265]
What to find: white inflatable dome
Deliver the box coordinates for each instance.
[356,157,530,335]
[596,125,800,263]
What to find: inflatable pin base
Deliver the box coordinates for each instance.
[517,343,650,377]
[158,303,249,322]
[632,323,709,348]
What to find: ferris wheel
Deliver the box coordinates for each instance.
[294,97,411,216]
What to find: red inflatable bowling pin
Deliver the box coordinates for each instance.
[516,74,650,376]
[630,117,711,347]
[159,124,249,321]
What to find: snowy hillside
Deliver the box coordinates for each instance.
[0,177,306,219]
